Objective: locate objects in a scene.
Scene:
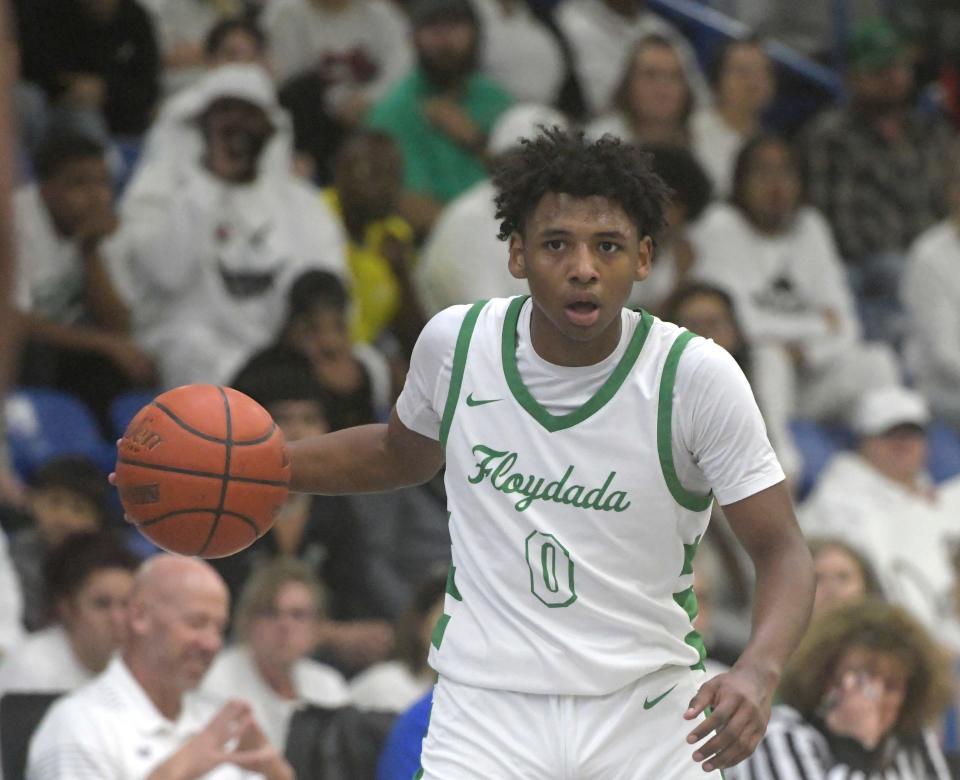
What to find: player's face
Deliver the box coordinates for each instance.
[60,567,134,672]
[813,546,867,616]
[508,193,651,365]
[40,157,112,239]
[248,582,320,669]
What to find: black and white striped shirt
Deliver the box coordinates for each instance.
[728,705,953,780]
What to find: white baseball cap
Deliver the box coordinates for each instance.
[852,386,930,437]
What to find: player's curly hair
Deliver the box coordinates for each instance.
[492,127,671,242]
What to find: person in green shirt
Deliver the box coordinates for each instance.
[366,0,513,236]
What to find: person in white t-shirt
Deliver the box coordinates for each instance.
[202,558,350,751]
[800,387,960,642]
[0,531,138,696]
[27,555,293,780]
[349,572,444,712]
[691,134,901,431]
[246,129,814,777]
[691,37,775,198]
[103,65,347,389]
[13,132,157,426]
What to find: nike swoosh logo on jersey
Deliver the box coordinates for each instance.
[465,393,502,407]
[643,683,678,710]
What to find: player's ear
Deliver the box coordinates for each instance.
[508,233,527,280]
[634,236,653,282]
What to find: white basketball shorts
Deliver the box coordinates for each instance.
[417,665,724,779]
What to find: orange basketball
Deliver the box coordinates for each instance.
[114,384,290,558]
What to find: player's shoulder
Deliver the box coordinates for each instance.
[418,298,513,348]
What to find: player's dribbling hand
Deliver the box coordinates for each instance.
[683,664,776,773]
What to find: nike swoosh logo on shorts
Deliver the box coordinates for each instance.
[465,393,501,407]
[643,683,678,710]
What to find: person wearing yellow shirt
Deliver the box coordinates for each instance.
[323,131,425,356]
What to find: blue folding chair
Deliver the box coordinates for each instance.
[928,420,960,484]
[5,387,115,480]
[790,419,851,500]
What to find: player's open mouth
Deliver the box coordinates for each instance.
[564,301,600,328]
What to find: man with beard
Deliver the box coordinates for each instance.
[366,0,513,235]
[27,556,294,779]
[801,19,954,346]
[103,64,347,389]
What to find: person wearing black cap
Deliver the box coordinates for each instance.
[366,0,513,235]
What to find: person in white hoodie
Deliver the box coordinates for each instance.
[691,133,900,432]
[801,387,960,642]
[102,64,347,389]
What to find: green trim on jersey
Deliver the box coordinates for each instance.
[431,613,451,650]
[500,295,654,433]
[657,331,713,511]
[674,534,707,671]
[439,299,489,448]
[446,565,463,601]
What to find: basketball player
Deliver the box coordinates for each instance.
[287,130,815,777]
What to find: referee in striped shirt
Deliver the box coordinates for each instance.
[729,600,954,779]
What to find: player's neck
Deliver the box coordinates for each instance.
[529,305,623,367]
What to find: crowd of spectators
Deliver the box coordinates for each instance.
[4,0,960,776]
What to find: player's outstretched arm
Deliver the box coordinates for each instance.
[287,407,444,496]
[684,481,815,773]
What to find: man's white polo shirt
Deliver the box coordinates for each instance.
[27,656,263,779]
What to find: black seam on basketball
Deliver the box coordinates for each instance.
[152,401,227,444]
[116,458,288,487]
[152,401,274,446]
[198,387,233,556]
[136,508,262,538]
[232,422,277,446]
[135,508,215,528]
[220,510,261,537]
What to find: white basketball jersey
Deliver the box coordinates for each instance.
[429,296,714,696]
